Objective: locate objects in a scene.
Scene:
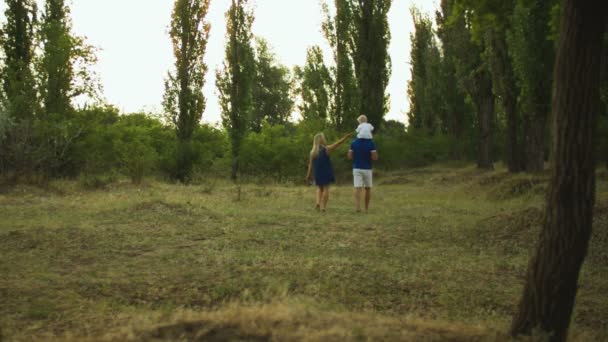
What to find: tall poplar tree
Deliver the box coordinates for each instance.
[454,0,522,172]
[407,8,442,133]
[508,0,557,172]
[251,38,294,131]
[321,0,359,130]
[39,0,72,117]
[349,0,392,131]
[294,46,334,122]
[163,0,211,182]
[39,0,98,117]
[436,0,470,157]
[0,0,38,120]
[216,0,255,181]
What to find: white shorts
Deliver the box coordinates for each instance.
[353,169,373,188]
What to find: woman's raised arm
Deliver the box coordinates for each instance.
[326,132,353,154]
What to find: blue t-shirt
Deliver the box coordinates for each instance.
[350,139,376,170]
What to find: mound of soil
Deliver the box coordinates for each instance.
[487,176,547,201]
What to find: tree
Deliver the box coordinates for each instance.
[0,0,39,174]
[294,46,334,122]
[0,0,38,120]
[321,0,359,130]
[39,0,99,118]
[435,0,470,157]
[439,2,494,169]
[508,0,557,172]
[163,0,211,182]
[511,1,607,340]
[455,0,522,172]
[251,38,294,132]
[407,8,443,133]
[349,0,392,131]
[216,0,255,181]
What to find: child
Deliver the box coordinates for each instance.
[305,132,353,212]
[356,115,374,140]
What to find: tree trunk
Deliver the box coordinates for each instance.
[476,94,494,170]
[504,94,522,172]
[490,34,522,173]
[473,68,494,170]
[601,36,608,169]
[524,111,547,173]
[510,1,607,341]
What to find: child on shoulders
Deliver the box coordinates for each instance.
[356,115,374,140]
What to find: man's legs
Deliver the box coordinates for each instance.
[354,187,364,212]
[364,187,371,212]
[353,169,365,212]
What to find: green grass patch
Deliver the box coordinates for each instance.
[0,164,606,341]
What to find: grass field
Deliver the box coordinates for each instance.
[1,165,607,341]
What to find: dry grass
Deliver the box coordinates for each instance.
[1,164,607,341]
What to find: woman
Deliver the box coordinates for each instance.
[306,132,353,212]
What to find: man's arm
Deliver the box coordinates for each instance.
[371,150,378,161]
[347,149,353,160]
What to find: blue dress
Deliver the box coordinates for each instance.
[313,146,335,186]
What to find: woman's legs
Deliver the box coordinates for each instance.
[315,186,322,210]
[321,186,330,211]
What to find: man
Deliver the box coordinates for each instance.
[347,136,378,212]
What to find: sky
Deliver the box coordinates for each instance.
[1,0,440,125]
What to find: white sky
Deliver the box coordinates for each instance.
[0,0,440,124]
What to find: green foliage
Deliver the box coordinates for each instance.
[217,0,256,180]
[38,0,100,118]
[240,124,308,181]
[0,0,38,121]
[294,46,334,122]
[321,0,360,130]
[376,121,464,169]
[507,0,555,119]
[115,129,158,185]
[407,8,443,133]
[435,0,472,154]
[349,0,392,131]
[0,103,14,141]
[163,0,211,182]
[251,38,294,131]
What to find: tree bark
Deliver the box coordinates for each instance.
[524,111,547,173]
[473,68,494,170]
[510,1,607,341]
[476,94,494,170]
[487,31,522,172]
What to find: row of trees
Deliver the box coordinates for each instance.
[0,0,98,176]
[408,0,608,174]
[0,0,395,182]
[212,0,393,180]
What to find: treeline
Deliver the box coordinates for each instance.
[408,0,608,172]
[2,0,605,184]
[0,0,409,184]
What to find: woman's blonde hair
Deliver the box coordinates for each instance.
[310,133,326,158]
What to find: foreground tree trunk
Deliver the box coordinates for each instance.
[510,1,607,340]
